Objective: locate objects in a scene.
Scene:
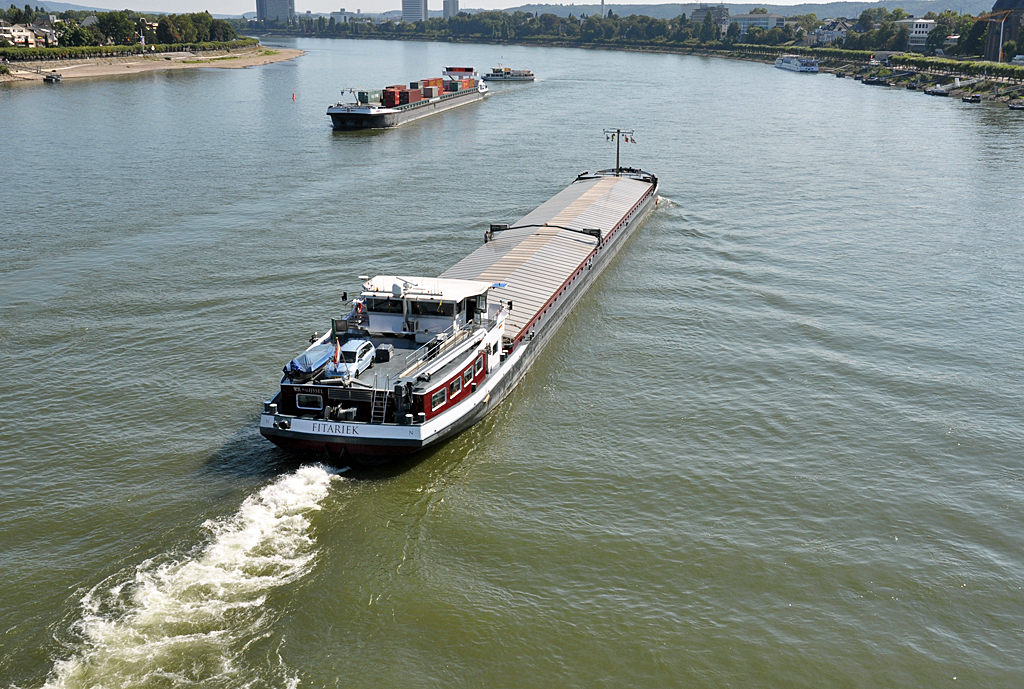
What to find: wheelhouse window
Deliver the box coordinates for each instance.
[431,389,447,410]
[411,300,455,317]
[464,368,473,386]
[366,298,403,314]
[475,355,484,374]
[296,393,324,410]
[450,377,462,397]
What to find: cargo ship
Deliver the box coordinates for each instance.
[260,164,660,464]
[482,66,535,82]
[327,67,488,130]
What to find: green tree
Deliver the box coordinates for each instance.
[726,21,739,40]
[926,11,959,54]
[174,14,198,43]
[54,19,93,46]
[750,7,768,15]
[190,11,212,42]
[1004,40,1018,62]
[793,14,818,33]
[156,15,181,43]
[700,9,715,42]
[957,20,987,56]
[97,11,136,45]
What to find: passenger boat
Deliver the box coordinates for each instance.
[774,55,819,73]
[482,66,535,82]
[260,166,660,464]
[327,67,488,130]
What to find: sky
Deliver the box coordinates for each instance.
[107,1,816,19]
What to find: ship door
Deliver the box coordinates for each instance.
[465,297,477,322]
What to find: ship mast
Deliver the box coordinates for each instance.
[603,128,636,176]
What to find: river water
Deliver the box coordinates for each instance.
[2,37,1023,688]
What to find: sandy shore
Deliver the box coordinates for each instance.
[1,45,303,83]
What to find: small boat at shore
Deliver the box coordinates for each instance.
[260,165,659,464]
[862,76,890,86]
[482,66,534,82]
[1010,100,1024,111]
[43,73,62,83]
[775,55,819,73]
[327,67,488,130]
[962,94,981,103]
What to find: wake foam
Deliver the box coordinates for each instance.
[43,464,340,689]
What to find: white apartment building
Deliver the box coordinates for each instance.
[731,13,786,38]
[402,0,428,23]
[1,23,37,47]
[895,18,936,50]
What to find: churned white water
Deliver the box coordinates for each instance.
[42,465,340,689]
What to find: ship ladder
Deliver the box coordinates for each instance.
[370,374,389,424]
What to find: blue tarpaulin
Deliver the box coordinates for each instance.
[283,343,334,379]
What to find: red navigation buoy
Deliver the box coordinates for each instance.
[292,93,295,101]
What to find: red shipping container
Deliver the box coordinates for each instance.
[399,88,422,104]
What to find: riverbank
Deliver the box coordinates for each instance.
[0,45,303,84]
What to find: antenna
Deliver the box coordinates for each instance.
[603,128,637,176]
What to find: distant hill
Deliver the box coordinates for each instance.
[503,2,995,20]
[30,1,241,18]
[31,1,110,11]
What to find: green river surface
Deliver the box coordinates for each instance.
[2,37,1024,688]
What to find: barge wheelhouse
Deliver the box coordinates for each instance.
[260,168,659,463]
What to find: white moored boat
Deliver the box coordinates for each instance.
[260,165,659,464]
[775,55,819,72]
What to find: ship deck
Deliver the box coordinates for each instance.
[441,172,656,341]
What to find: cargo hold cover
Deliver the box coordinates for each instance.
[441,174,654,340]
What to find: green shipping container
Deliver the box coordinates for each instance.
[358,89,383,104]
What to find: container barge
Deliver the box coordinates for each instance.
[327,67,488,130]
[482,66,535,82]
[260,166,659,463]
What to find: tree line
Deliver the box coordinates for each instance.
[0,6,235,48]
[237,6,1015,61]
[236,9,808,46]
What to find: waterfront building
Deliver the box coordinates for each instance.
[731,13,786,38]
[443,0,458,19]
[895,18,936,50]
[0,23,36,47]
[812,18,852,46]
[330,8,362,23]
[31,25,57,47]
[983,0,1023,61]
[402,0,428,23]
[690,4,730,35]
[256,0,295,23]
